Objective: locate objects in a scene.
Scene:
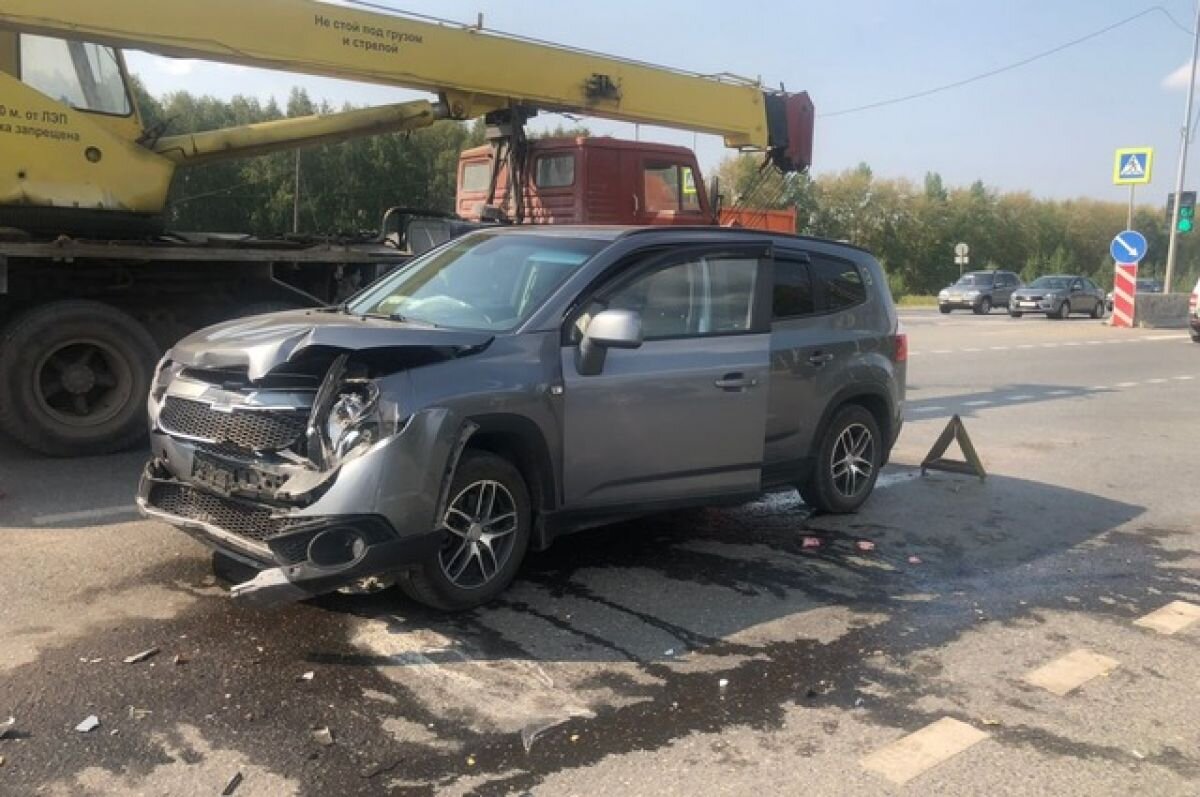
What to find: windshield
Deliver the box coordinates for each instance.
[955,273,994,287]
[19,34,131,115]
[347,232,606,331]
[1029,277,1070,290]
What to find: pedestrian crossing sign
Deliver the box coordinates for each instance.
[1113,147,1153,185]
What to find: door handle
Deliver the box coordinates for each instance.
[715,372,758,390]
[808,352,835,366]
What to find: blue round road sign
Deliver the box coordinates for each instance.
[1110,230,1148,263]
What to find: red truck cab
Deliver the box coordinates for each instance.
[455,136,795,232]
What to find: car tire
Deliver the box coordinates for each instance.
[1091,300,1105,319]
[398,450,532,611]
[1009,310,1023,318]
[800,404,882,514]
[1053,300,1070,320]
[0,300,160,457]
[974,297,992,315]
[939,306,951,314]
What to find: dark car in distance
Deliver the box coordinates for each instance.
[937,270,1021,314]
[138,226,907,610]
[1106,277,1164,312]
[1009,275,1106,319]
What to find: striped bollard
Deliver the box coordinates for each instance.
[1110,262,1137,328]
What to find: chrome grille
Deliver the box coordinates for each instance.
[160,397,307,452]
[147,482,304,543]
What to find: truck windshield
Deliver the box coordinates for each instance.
[19,34,131,116]
[348,232,606,331]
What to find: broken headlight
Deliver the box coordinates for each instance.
[312,380,405,469]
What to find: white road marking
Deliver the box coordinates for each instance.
[1007,394,1034,401]
[962,400,990,407]
[861,717,988,785]
[1063,342,1082,347]
[1134,601,1200,635]
[875,470,922,489]
[932,349,953,354]
[1086,340,1103,345]
[1146,378,1168,385]
[910,405,945,414]
[989,346,1009,351]
[1174,375,1195,381]
[32,504,138,526]
[1089,386,1109,391]
[1017,344,1036,349]
[1046,389,1073,396]
[962,347,983,352]
[1115,381,1139,388]
[1024,649,1119,696]
[1041,343,1059,348]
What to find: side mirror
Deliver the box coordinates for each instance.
[578,309,643,376]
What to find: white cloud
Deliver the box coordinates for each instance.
[157,58,197,77]
[1164,60,1197,90]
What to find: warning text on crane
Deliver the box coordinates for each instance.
[314,13,424,56]
[0,104,80,143]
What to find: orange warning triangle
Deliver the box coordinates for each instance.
[921,414,986,481]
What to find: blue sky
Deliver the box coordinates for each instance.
[125,0,1200,203]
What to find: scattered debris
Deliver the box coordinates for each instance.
[127,707,151,721]
[109,729,119,737]
[1131,750,1146,760]
[521,718,569,753]
[298,671,315,682]
[360,759,404,779]
[75,715,100,733]
[982,718,1001,726]
[907,555,922,565]
[466,755,476,767]
[856,540,876,552]
[0,754,5,766]
[173,654,188,666]
[569,734,580,743]
[221,771,243,795]
[312,726,334,747]
[718,678,729,689]
[0,716,14,740]
[123,647,160,664]
[854,697,864,707]
[663,648,675,656]
[802,536,822,549]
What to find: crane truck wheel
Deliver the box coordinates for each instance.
[0,300,160,457]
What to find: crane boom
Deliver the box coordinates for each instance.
[0,0,812,169]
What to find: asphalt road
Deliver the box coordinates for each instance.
[1,309,1198,796]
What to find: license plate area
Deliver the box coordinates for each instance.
[192,452,286,497]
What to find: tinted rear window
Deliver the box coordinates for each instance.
[812,256,866,310]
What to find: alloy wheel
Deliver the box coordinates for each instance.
[438,479,519,589]
[830,423,875,498]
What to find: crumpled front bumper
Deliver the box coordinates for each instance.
[137,407,463,605]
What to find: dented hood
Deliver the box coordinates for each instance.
[170,309,494,380]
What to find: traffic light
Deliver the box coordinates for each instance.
[1179,191,1196,234]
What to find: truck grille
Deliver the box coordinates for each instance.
[160,397,307,452]
[147,482,304,544]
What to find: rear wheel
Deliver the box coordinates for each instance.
[800,405,882,514]
[974,297,992,315]
[0,301,160,456]
[398,450,532,611]
[939,306,951,314]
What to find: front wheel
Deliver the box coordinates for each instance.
[1009,310,1023,318]
[800,405,882,514]
[0,300,160,456]
[974,297,992,315]
[398,451,531,611]
[939,306,951,314]
[1053,300,1071,320]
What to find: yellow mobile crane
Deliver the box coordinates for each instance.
[0,0,813,456]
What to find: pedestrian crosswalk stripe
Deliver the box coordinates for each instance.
[1134,601,1200,635]
[1023,649,1119,695]
[861,717,988,785]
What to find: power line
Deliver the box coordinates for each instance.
[821,6,1191,118]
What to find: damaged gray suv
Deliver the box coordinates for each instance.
[139,227,906,610]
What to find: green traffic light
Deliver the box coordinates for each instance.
[1180,218,1194,233]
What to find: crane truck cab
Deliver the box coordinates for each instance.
[455,137,798,232]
